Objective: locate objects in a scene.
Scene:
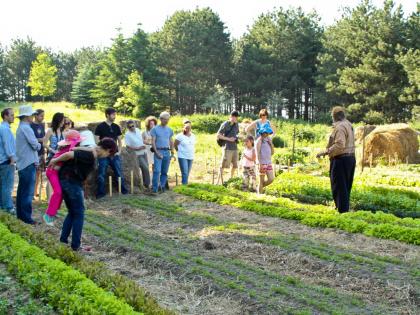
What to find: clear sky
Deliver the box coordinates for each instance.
[1,0,417,51]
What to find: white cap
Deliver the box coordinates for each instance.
[17,105,37,118]
[159,111,171,120]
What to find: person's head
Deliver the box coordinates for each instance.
[63,117,74,129]
[259,108,269,120]
[17,104,37,123]
[51,112,65,133]
[159,111,171,126]
[34,109,45,123]
[245,135,254,148]
[57,130,86,150]
[1,108,14,124]
[229,110,239,123]
[127,120,136,132]
[105,107,117,123]
[145,116,157,131]
[96,137,118,158]
[331,106,346,122]
[183,119,192,134]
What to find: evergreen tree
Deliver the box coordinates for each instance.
[71,63,98,107]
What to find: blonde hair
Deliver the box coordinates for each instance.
[144,116,158,130]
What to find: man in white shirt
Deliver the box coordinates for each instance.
[125,120,150,189]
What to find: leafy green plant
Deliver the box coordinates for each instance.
[272,136,286,148]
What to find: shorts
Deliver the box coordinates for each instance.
[258,164,273,175]
[221,149,238,168]
[243,166,256,179]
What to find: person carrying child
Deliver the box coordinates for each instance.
[43,130,86,226]
[255,125,275,194]
[241,135,256,191]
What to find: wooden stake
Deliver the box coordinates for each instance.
[175,173,178,186]
[361,126,366,173]
[118,177,122,195]
[287,159,291,172]
[406,156,409,164]
[212,168,215,185]
[109,176,112,197]
[38,171,43,202]
[130,170,134,194]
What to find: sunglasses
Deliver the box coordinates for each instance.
[128,125,135,128]
[65,122,71,125]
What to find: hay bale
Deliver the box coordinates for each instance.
[355,125,376,144]
[362,124,419,166]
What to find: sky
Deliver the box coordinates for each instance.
[0,0,417,52]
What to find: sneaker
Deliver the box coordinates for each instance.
[73,245,92,252]
[43,214,55,226]
[6,208,16,215]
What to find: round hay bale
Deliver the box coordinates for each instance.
[355,125,376,144]
[363,124,419,166]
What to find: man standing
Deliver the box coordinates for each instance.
[94,107,128,198]
[31,109,46,198]
[316,106,356,213]
[16,105,41,224]
[217,111,240,184]
[0,108,16,214]
[151,112,174,194]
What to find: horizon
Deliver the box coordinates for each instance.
[1,0,417,52]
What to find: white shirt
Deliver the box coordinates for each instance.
[125,128,146,155]
[79,130,96,148]
[176,132,196,160]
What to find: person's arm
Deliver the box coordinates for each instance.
[252,148,256,162]
[217,123,235,142]
[72,146,94,152]
[169,135,175,157]
[44,129,52,149]
[50,151,75,166]
[1,129,16,163]
[23,126,41,151]
[174,139,180,151]
[326,128,346,157]
[117,135,123,153]
[255,140,262,164]
[245,120,258,133]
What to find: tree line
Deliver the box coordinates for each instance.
[0,0,418,124]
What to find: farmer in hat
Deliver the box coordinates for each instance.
[50,137,118,251]
[151,111,174,194]
[255,125,275,193]
[0,108,17,215]
[316,106,356,213]
[43,130,87,226]
[15,105,41,224]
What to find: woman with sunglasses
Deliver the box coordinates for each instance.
[62,117,74,136]
[125,120,151,190]
[245,108,276,138]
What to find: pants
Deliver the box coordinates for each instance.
[46,168,62,216]
[96,155,128,197]
[137,154,151,188]
[0,164,15,211]
[178,158,193,185]
[330,155,356,213]
[152,150,170,192]
[16,164,36,224]
[242,166,256,189]
[60,179,85,250]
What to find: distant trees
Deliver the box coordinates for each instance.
[0,2,418,123]
[28,53,57,101]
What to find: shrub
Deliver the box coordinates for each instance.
[192,115,227,133]
[272,136,286,148]
[273,148,309,165]
[363,110,386,125]
[295,128,316,143]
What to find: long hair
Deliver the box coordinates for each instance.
[51,112,65,134]
[144,116,158,131]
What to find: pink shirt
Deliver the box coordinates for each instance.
[242,147,255,167]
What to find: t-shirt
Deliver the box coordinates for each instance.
[125,128,146,155]
[94,122,122,141]
[30,122,45,156]
[59,150,95,183]
[175,133,196,160]
[150,125,173,149]
[242,147,255,167]
[217,121,239,151]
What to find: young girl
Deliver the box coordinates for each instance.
[241,135,256,191]
[256,126,275,194]
[43,130,86,226]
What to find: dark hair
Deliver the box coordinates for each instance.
[230,110,240,117]
[105,107,116,117]
[51,112,65,133]
[35,109,45,116]
[259,108,269,118]
[1,108,12,119]
[98,137,118,156]
[63,117,74,129]
[246,135,255,146]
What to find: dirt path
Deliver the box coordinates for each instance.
[33,192,420,315]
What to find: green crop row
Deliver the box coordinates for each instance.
[0,213,173,315]
[0,222,140,315]
[174,184,420,245]
[265,172,420,218]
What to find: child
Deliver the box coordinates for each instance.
[255,126,275,194]
[241,135,256,191]
[43,130,86,226]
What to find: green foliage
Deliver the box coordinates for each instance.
[27,53,57,99]
[71,63,98,107]
[174,183,420,245]
[273,148,309,165]
[271,136,286,148]
[191,114,227,133]
[0,222,140,314]
[362,110,386,125]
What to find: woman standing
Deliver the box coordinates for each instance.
[175,119,196,185]
[255,125,275,194]
[246,109,275,138]
[142,116,157,167]
[44,113,65,165]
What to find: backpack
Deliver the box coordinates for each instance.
[217,122,236,147]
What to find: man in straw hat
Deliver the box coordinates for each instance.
[15,104,41,224]
[151,111,174,195]
[316,106,356,213]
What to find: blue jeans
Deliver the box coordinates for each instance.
[0,164,15,211]
[96,155,128,197]
[152,150,170,192]
[16,164,36,224]
[60,179,85,250]
[178,158,193,185]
